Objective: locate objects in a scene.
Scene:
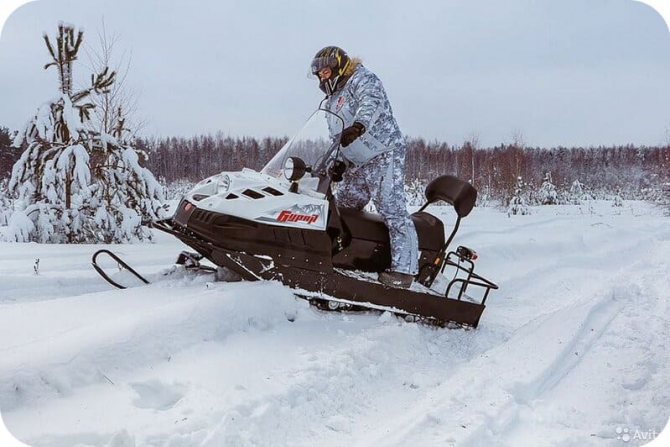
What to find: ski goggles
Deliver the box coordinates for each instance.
[310,56,337,76]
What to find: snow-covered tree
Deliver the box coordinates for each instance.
[90,111,164,242]
[537,172,558,205]
[0,178,11,226]
[0,126,16,179]
[613,189,624,207]
[568,179,585,205]
[476,185,494,208]
[663,183,670,216]
[4,24,164,243]
[507,176,530,216]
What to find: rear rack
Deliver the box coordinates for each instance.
[442,251,498,306]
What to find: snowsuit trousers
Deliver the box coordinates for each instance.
[336,149,419,275]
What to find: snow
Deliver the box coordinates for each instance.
[0,201,669,447]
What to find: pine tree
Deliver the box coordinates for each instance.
[0,126,16,179]
[0,128,13,226]
[4,24,164,243]
[90,106,165,242]
[507,176,530,216]
[538,172,558,205]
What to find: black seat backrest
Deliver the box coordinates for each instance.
[425,175,477,218]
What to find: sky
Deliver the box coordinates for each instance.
[1,0,670,148]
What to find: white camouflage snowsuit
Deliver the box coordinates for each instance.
[325,63,419,275]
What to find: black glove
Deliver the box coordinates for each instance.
[340,122,366,148]
[328,160,347,182]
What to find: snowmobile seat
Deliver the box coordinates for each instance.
[422,175,477,218]
[338,208,445,250]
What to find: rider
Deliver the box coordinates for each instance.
[310,46,419,288]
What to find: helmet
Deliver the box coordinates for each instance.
[310,46,351,96]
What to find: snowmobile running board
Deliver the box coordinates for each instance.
[151,219,497,328]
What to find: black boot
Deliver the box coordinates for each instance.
[378,271,414,289]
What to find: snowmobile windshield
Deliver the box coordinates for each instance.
[261,108,344,179]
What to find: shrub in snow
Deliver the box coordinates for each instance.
[538,172,558,205]
[613,191,624,207]
[3,24,164,243]
[476,187,495,207]
[507,176,530,216]
[1,200,35,242]
[405,178,426,207]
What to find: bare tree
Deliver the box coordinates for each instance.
[664,125,670,147]
[465,132,479,187]
[83,19,144,137]
[510,128,526,150]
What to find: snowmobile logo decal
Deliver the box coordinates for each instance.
[256,204,327,230]
[276,210,318,225]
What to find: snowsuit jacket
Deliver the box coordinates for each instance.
[325,63,406,166]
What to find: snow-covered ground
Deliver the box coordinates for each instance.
[0,201,668,447]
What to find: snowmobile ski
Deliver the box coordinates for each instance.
[91,249,216,290]
[91,249,151,289]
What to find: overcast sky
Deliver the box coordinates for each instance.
[1,0,670,147]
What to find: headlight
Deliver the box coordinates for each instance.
[217,174,231,194]
[283,157,307,182]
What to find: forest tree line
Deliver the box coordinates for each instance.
[2,126,669,202]
[136,134,670,202]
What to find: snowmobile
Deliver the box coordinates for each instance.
[146,108,498,327]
